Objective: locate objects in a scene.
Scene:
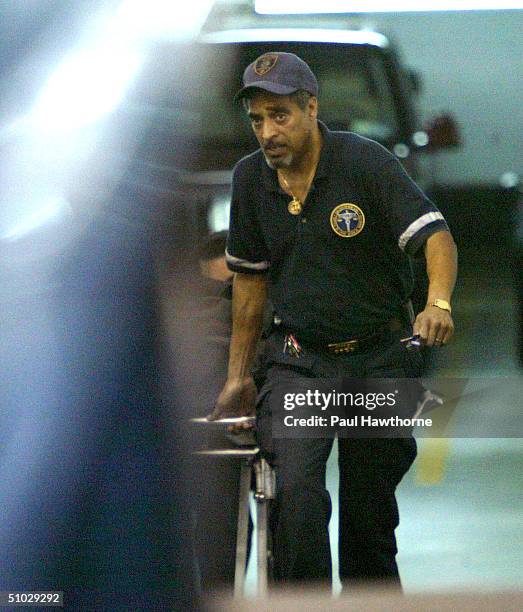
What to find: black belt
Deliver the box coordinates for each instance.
[326,328,392,354]
[281,318,403,356]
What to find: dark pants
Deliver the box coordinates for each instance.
[256,328,420,587]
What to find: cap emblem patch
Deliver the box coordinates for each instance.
[330,203,365,237]
[254,54,279,76]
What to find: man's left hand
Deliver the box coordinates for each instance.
[413,306,454,347]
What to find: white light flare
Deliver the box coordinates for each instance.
[32,44,143,132]
[1,0,216,245]
[28,0,215,132]
[115,0,215,40]
[2,197,70,242]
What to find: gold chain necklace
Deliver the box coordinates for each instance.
[279,169,316,216]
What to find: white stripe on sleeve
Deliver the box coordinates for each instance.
[225,248,270,271]
[398,212,445,251]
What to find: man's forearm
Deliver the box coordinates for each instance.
[424,230,458,304]
[227,272,268,379]
[414,230,457,346]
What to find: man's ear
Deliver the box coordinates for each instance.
[308,96,318,119]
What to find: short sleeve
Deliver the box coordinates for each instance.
[225,162,271,274]
[374,156,449,257]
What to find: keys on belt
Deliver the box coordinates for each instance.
[283,333,303,358]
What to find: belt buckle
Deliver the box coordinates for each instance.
[328,339,359,354]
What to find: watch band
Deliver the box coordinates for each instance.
[429,299,452,314]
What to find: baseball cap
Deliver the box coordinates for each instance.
[234,52,318,101]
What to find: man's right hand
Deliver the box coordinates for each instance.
[207,376,258,428]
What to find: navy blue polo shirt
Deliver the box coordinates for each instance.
[226,121,448,343]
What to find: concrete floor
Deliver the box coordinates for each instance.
[247,250,523,595]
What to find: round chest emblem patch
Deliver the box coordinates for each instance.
[330,203,365,237]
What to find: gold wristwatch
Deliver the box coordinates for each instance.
[429,299,452,314]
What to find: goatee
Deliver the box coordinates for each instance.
[263,152,292,170]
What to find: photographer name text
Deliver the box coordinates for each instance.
[284,415,432,428]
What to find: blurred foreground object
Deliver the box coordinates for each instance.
[0,1,221,609]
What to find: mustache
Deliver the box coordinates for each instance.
[263,141,286,150]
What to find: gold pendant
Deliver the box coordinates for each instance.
[288,197,302,215]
